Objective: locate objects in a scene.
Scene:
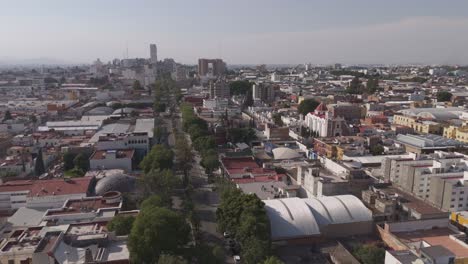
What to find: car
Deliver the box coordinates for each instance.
[233,255,241,263]
[223,231,230,238]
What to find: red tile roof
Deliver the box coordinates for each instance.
[221,157,278,177]
[0,177,93,197]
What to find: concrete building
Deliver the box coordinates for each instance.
[395,134,466,154]
[90,149,135,172]
[0,177,95,212]
[198,58,225,76]
[252,82,275,103]
[209,78,229,99]
[150,43,157,65]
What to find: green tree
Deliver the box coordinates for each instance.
[63,152,76,171]
[241,238,271,264]
[142,169,179,199]
[297,99,320,115]
[188,124,207,140]
[2,110,13,121]
[140,144,174,173]
[437,91,452,102]
[140,194,170,211]
[107,215,135,236]
[73,153,90,172]
[243,90,254,108]
[133,80,143,90]
[193,136,216,153]
[370,144,384,156]
[229,80,252,95]
[157,255,188,264]
[353,244,385,264]
[366,78,379,94]
[202,152,220,174]
[34,148,45,176]
[272,113,284,126]
[262,256,284,264]
[128,207,190,263]
[346,76,364,94]
[227,128,257,143]
[29,114,37,124]
[175,134,193,186]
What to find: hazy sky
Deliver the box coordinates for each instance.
[1,0,468,65]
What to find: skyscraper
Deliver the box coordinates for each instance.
[150,44,157,65]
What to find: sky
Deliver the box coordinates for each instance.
[1,0,468,65]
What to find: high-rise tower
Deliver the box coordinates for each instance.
[150,44,157,65]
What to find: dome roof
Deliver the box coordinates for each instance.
[95,173,135,195]
[86,106,114,116]
[272,147,302,160]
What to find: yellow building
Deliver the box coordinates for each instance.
[444,126,468,143]
[451,211,468,227]
[393,115,445,135]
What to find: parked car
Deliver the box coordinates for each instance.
[233,255,241,263]
[223,231,230,238]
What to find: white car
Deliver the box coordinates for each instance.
[233,255,241,263]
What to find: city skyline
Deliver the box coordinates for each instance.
[1,0,468,65]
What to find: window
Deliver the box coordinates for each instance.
[451,205,455,208]
[459,204,463,207]
[451,198,455,202]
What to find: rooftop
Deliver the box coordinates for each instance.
[0,177,94,197]
[395,228,468,258]
[45,197,120,216]
[90,149,135,160]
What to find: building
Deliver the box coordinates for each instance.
[0,177,95,212]
[378,218,468,262]
[150,43,157,65]
[252,82,275,103]
[209,78,229,99]
[444,125,468,143]
[327,103,364,123]
[198,58,225,76]
[395,134,466,154]
[219,156,284,183]
[305,103,351,137]
[90,149,135,172]
[264,195,373,242]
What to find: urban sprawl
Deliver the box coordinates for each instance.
[1,44,468,264]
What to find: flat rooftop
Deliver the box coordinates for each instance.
[394,228,468,258]
[46,198,120,216]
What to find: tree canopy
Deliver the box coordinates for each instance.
[370,144,384,156]
[227,128,257,143]
[216,186,271,263]
[107,215,135,236]
[133,80,143,90]
[2,110,13,121]
[346,77,365,94]
[229,80,252,95]
[140,144,174,173]
[73,153,90,173]
[352,244,385,264]
[262,256,284,264]
[297,99,320,115]
[128,206,190,263]
[34,148,45,176]
[437,91,452,102]
[157,255,188,264]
